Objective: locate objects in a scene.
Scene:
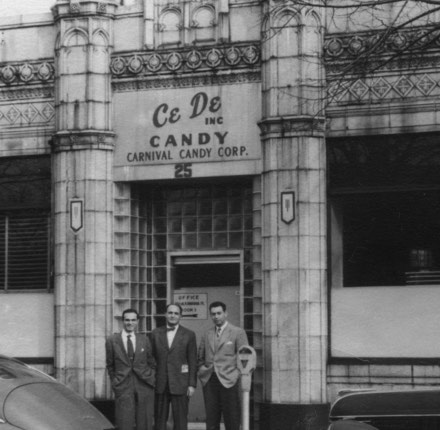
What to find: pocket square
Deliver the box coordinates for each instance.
[226,341,233,345]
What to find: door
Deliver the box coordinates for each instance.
[169,252,243,424]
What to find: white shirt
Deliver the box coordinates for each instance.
[122,330,136,353]
[167,325,179,347]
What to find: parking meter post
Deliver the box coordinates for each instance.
[242,390,250,430]
[237,345,257,430]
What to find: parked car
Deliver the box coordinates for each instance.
[329,389,440,430]
[0,354,114,430]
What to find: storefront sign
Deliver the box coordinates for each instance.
[173,293,208,320]
[114,83,261,179]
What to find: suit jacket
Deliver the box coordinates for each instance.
[151,325,197,395]
[105,332,156,396]
[197,322,248,388]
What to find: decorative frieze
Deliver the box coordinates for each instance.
[0,61,54,86]
[0,87,54,101]
[0,102,54,127]
[325,26,440,61]
[327,72,440,105]
[325,25,440,75]
[110,44,260,79]
[325,25,440,106]
[112,70,260,92]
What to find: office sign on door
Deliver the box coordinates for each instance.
[174,293,208,320]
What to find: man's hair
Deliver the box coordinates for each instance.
[122,308,139,319]
[209,301,226,312]
[167,303,183,314]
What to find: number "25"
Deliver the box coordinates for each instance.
[174,163,193,178]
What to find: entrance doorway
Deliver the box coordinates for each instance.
[168,251,243,424]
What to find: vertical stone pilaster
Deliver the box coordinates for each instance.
[259,3,328,429]
[51,0,117,400]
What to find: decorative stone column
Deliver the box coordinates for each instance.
[51,0,116,400]
[259,3,328,429]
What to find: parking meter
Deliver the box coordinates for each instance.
[237,345,256,430]
[237,345,256,392]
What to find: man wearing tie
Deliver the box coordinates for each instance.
[197,301,249,430]
[105,308,156,430]
[151,303,197,430]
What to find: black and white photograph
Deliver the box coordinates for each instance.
[1,1,440,430]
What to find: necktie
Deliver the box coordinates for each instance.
[127,334,134,362]
[216,327,221,338]
[167,326,176,331]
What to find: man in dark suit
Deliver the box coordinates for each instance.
[105,308,156,430]
[151,303,197,430]
[198,301,249,430]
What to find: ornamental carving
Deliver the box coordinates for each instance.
[0,88,53,101]
[19,64,34,82]
[70,2,80,14]
[110,44,260,78]
[186,50,203,69]
[0,61,54,86]
[97,2,107,13]
[1,65,16,84]
[327,72,440,105]
[325,26,440,60]
[0,102,54,128]
[128,55,144,74]
[112,71,261,92]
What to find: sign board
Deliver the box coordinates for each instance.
[114,83,261,180]
[173,293,208,320]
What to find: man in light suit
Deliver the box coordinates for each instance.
[151,303,197,430]
[105,308,156,430]
[198,301,249,430]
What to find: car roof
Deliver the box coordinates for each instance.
[330,389,440,418]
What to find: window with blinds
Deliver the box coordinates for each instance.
[0,213,50,290]
[0,156,51,291]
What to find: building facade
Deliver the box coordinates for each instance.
[1,1,440,429]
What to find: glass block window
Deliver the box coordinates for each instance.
[113,180,257,331]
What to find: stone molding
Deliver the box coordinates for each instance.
[50,131,115,152]
[258,116,326,138]
[0,86,54,101]
[52,0,118,20]
[110,43,260,79]
[112,69,260,91]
